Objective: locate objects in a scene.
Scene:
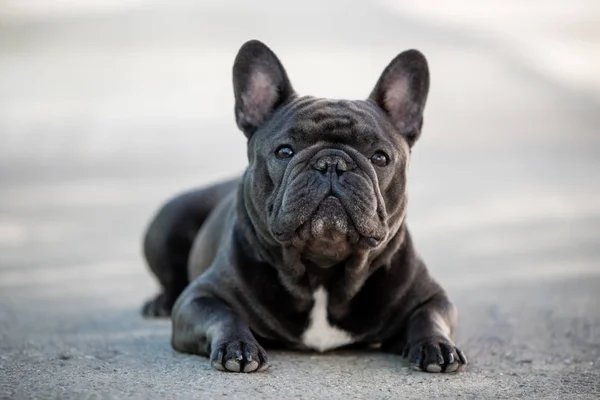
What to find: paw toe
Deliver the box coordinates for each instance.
[210,350,225,371]
[243,360,260,372]
[426,363,443,373]
[224,359,242,372]
[445,362,460,373]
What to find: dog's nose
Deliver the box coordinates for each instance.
[313,155,350,175]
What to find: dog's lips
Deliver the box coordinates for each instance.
[309,196,348,238]
[271,196,347,243]
[272,194,384,250]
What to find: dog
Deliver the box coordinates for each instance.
[141,40,467,373]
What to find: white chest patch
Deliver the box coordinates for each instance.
[301,287,355,352]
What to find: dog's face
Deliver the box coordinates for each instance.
[234,41,429,266]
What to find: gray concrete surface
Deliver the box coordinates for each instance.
[1,0,599,398]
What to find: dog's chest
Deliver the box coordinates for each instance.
[301,287,355,352]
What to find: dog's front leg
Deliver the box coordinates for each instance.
[171,283,269,373]
[383,293,467,373]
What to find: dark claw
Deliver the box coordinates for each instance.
[234,349,243,361]
[437,352,444,365]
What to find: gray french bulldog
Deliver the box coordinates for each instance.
[141,40,467,373]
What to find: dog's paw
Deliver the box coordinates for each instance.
[210,339,269,373]
[141,293,173,318]
[403,337,467,373]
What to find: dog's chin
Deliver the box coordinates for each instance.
[301,197,353,264]
[291,196,376,267]
[272,196,384,266]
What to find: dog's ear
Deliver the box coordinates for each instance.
[369,50,430,147]
[233,40,295,138]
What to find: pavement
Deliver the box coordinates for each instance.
[1,0,599,398]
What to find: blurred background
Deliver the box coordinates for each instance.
[1,0,599,398]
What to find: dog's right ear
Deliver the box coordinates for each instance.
[233,40,296,138]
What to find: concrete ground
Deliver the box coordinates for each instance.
[1,0,599,398]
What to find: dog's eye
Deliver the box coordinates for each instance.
[275,146,294,159]
[370,151,389,167]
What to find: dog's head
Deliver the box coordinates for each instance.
[234,40,429,267]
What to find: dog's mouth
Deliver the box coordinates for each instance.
[307,195,350,240]
[272,195,383,252]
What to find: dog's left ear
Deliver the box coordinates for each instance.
[233,40,296,138]
[369,50,430,147]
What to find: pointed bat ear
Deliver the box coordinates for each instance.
[232,40,296,138]
[369,49,430,147]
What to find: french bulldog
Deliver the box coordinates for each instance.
[141,40,467,373]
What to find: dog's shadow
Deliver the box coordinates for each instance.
[257,344,413,375]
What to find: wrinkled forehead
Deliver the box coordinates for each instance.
[278,97,401,147]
